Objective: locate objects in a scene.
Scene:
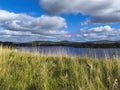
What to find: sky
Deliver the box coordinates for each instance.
[0,0,120,42]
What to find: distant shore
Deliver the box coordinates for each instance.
[0,40,120,48]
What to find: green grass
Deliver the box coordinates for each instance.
[0,47,120,90]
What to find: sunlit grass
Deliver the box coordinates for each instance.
[0,46,120,90]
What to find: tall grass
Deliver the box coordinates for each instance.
[0,46,120,90]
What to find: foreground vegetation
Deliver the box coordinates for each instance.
[0,47,120,90]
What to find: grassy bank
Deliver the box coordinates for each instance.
[0,47,120,90]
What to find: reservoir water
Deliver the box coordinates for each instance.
[17,46,120,59]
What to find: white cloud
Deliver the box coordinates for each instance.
[0,9,69,42]
[89,25,113,32]
[0,10,67,33]
[0,9,120,42]
[0,30,35,36]
[83,33,97,37]
[41,0,120,23]
[0,25,120,42]
[80,25,120,41]
[0,29,69,42]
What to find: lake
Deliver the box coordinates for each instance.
[17,46,120,59]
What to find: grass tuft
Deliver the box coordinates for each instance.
[0,47,120,90]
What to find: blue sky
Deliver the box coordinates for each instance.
[0,0,120,42]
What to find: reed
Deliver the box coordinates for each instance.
[0,47,120,90]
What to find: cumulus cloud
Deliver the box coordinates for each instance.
[80,25,120,41]
[41,0,120,23]
[0,30,35,36]
[0,10,67,33]
[0,29,70,42]
[89,25,113,32]
[0,9,120,42]
[0,9,69,42]
[0,25,120,42]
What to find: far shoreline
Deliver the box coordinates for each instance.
[0,40,120,48]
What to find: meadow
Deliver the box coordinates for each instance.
[0,46,120,90]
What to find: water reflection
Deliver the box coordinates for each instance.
[17,46,120,59]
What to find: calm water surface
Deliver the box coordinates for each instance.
[17,46,120,58]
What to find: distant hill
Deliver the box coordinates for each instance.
[0,40,120,48]
[87,40,120,44]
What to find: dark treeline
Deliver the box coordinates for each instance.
[0,41,120,48]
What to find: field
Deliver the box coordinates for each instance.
[0,46,120,90]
